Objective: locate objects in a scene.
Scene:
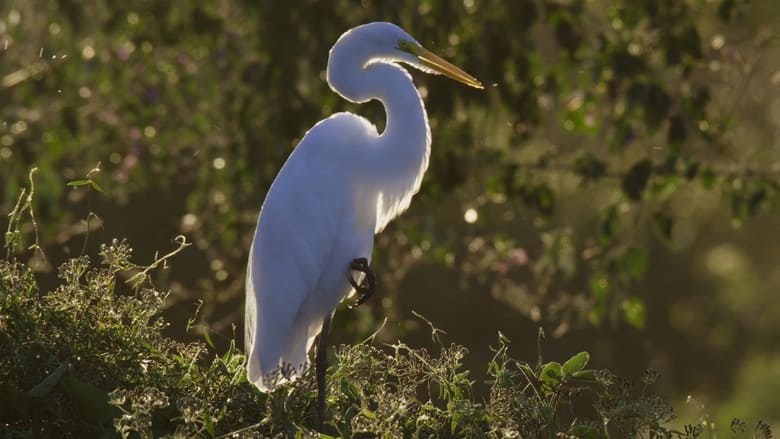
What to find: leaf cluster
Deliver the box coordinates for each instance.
[1,246,773,437]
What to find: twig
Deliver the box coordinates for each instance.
[411,310,447,346]
[127,235,191,288]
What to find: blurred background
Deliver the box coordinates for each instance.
[2,0,779,430]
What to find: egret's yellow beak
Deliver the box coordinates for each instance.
[416,46,484,89]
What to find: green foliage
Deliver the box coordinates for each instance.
[1,230,774,437]
[1,0,777,335]
[2,0,780,434]
[0,235,264,437]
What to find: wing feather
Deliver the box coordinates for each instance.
[245,113,378,390]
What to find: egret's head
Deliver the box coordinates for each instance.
[345,22,484,90]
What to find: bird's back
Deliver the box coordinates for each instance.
[245,113,378,390]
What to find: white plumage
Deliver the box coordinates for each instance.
[245,22,482,392]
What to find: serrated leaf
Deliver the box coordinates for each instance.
[27,363,68,398]
[562,352,590,376]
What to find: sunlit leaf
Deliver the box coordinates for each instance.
[66,179,91,187]
[562,351,590,376]
[541,361,563,387]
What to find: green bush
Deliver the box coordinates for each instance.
[0,236,773,437]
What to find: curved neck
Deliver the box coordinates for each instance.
[326,34,430,151]
[325,30,432,232]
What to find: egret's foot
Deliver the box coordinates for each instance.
[347,257,375,308]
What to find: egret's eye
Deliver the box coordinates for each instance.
[397,39,413,53]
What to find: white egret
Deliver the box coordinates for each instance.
[244,21,482,430]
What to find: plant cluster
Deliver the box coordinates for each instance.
[0,236,773,437]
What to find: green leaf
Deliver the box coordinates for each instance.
[67,179,91,187]
[89,180,104,193]
[204,412,216,436]
[571,370,598,382]
[203,328,215,348]
[451,408,463,435]
[622,297,646,329]
[27,363,68,398]
[67,179,103,193]
[562,352,590,376]
[540,362,562,387]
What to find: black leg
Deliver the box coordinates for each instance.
[347,257,376,308]
[316,314,332,432]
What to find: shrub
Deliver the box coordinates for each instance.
[1,240,773,437]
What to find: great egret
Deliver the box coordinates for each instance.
[245,21,482,429]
